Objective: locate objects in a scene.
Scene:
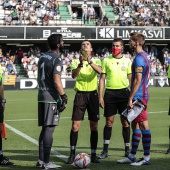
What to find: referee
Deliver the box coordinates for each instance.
[98,38,132,159]
[66,40,102,164]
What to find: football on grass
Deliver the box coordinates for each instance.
[74,153,91,169]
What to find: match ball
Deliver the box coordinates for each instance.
[74,153,91,169]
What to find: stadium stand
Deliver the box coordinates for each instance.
[0,0,170,78]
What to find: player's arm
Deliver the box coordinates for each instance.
[72,67,82,79]
[127,73,132,87]
[89,62,102,74]
[87,56,102,74]
[129,67,143,108]
[53,74,65,95]
[98,73,106,109]
[72,56,84,79]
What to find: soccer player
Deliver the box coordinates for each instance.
[66,40,102,164]
[98,38,132,159]
[36,34,68,169]
[117,32,151,166]
[0,65,15,166]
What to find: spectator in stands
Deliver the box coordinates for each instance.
[23,9,30,22]
[10,0,17,9]
[32,63,38,78]
[17,3,24,12]
[72,10,78,19]
[11,9,18,21]
[48,10,54,20]
[0,52,3,62]
[17,48,24,64]
[29,12,37,25]
[103,13,109,26]
[46,0,52,11]
[119,14,126,26]
[3,0,10,10]
[65,64,71,76]
[53,0,59,14]
[34,0,41,10]
[28,47,35,57]
[21,55,29,68]
[56,11,61,20]
[5,52,10,59]
[88,5,95,22]
[29,4,35,13]
[42,14,49,26]
[35,7,42,20]
[5,14,12,25]
[81,0,88,23]
[96,17,102,26]
[22,0,29,10]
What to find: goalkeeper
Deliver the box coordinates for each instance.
[36,34,68,169]
[0,65,15,166]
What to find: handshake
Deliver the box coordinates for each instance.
[58,93,68,112]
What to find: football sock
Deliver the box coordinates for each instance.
[103,126,112,152]
[70,130,78,155]
[39,126,55,163]
[131,129,141,155]
[122,127,130,151]
[90,130,98,152]
[142,129,151,160]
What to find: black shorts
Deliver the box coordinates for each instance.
[72,91,100,121]
[38,102,60,126]
[104,88,130,117]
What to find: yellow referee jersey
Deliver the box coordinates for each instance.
[102,55,132,89]
[71,58,101,91]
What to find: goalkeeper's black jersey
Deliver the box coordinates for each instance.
[38,51,63,102]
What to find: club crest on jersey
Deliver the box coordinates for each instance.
[56,66,61,72]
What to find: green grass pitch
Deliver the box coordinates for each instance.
[1,87,170,170]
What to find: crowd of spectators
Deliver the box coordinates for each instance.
[1,0,170,26]
[0,44,170,78]
[0,0,60,26]
[61,45,170,77]
[107,0,170,26]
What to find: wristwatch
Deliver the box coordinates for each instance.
[89,60,93,65]
[1,99,6,103]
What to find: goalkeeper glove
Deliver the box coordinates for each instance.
[59,93,68,112]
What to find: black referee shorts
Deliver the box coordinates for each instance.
[104,88,130,117]
[72,90,100,121]
[38,102,60,126]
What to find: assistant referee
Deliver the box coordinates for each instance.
[98,38,132,159]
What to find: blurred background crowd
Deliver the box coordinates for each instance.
[0,44,170,78]
[0,0,170,78]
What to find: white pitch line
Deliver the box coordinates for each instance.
[5,124,68,162]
